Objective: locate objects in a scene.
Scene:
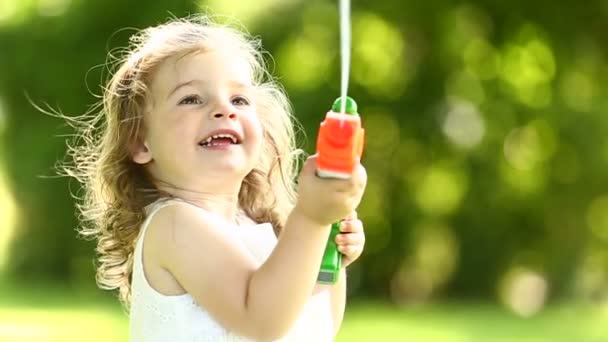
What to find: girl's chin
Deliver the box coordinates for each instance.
[194,155,254,173]
[192,167,252,184]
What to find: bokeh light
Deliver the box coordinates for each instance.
[574,249,608,301]
[442,99,486,149]
[503,119,557,171]
[414,163,468,216]
[500,119,558,194]
[499,266,549,317]
[277,33,333,90]
[463,38,500,80]
[204,0,292,26]
[0,1,18,24]
[499,24,556,108]
[441,4,493,63]
[391,220,459,304]
[276,2,335,91]
[559,41,601,113]
[500,159,547,196]
[0,98,17,271]
[0,172,17,271]
[561,70,596,113]
[352,12,408,98]
[445,71,485,105]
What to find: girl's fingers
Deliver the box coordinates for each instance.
[335,232,365,245]
[338,245,350,254]
[343,211,358,221]
[339,219,363,233]
[338,244,361,256]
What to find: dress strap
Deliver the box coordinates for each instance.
[135,198,183,261]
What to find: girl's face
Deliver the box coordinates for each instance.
[132,48,264,194]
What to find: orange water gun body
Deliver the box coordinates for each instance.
[316,96,365,284]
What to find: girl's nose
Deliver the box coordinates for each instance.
[210,99,237,120]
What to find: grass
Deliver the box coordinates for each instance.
[1,283,607,341]
[338,300,608,342]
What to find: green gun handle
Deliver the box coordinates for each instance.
[315,96,361,285]
[317,222,342,284]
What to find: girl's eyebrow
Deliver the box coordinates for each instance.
[166,79,252,99]
[167,79,205,100]
[230,81,252,90]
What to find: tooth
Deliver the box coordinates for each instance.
[202,133,238,144]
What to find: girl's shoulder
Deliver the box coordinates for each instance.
[141,197,277,264]
[143,197,191,218]
[142,198,225,230]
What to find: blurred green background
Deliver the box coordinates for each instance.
[1,0,608,341]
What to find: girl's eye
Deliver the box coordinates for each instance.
[232,96,250,106]
[179,95,203,105]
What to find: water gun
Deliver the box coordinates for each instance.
[316,96,365,284]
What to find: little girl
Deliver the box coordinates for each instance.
[64,15,367,341]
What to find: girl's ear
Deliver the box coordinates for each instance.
[131,138,152,164]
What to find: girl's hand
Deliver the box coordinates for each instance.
[294,155,367,228]
[335,211,365,268]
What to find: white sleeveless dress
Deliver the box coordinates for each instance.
[129,199,335,341]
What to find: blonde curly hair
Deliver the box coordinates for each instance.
[62,15,303,306]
